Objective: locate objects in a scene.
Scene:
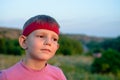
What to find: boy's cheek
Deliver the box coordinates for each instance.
[57,43,59,49]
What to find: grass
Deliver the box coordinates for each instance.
[0,54,22,69]
[0,54,118,80]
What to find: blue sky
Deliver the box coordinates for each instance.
[0,0,120,37]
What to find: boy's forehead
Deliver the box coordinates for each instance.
[33,29,59,36]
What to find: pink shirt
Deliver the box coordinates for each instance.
[0,61,67,80]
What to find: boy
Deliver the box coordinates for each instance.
[0,15,67,80]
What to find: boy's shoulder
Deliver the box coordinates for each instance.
[46,64,64,75]
[46,64,66,80]
[0,61,22,80]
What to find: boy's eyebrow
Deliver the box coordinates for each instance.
[34,30,59,38]
[34,31,46,34]
[53,33,59,38]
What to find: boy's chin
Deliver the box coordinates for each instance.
[31,54,54,61]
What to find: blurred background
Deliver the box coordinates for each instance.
[0,0,120,80]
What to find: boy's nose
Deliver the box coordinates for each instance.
[44,38,52,46]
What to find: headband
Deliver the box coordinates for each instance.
[22,22,59,36]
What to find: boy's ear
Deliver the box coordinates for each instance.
[19,35,27,49]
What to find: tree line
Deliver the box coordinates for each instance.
[0,34,83,56]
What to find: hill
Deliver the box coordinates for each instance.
[0,27,111,42]
[0,27,21,39]
[63,34,107,43]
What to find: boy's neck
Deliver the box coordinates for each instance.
[22,57,47,70]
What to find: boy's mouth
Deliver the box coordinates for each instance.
[41,49,51,53]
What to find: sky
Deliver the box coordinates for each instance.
[0,0,120,38]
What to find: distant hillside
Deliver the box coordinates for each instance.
[64,34,108,43]
[0,27,21,39]
[0,27,111,42]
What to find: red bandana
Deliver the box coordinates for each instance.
[22,22,59,36]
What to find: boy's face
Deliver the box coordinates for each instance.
[24,29,59,61]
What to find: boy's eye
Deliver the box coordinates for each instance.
[53,38,58,42]
[36,35,44,38]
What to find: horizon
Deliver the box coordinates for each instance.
[0,26,119,38]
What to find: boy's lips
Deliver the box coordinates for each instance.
[41,49,51,52]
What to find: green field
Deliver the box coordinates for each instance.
[0,54,117,80]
